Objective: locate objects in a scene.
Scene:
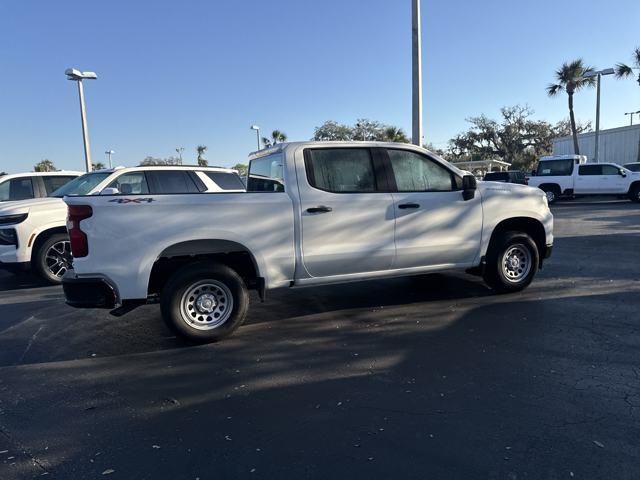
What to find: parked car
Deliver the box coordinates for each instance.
[483,170,527,185]
[528,155,640,203]
[0,166,244,283]
[623,162,640,172]
[0,171,82,202]
[62,141,553,343]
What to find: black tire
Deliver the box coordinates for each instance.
[483,231,539,293]
[540,185,560,204]
[34,233,72,285]
[629,184,640,203]
[160,263,249,343]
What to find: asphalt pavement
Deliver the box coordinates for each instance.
[1,200,639,479]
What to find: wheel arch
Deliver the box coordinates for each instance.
[486,217,547,268]
[30,226,68,263]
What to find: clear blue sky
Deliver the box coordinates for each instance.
[1,0,638,172]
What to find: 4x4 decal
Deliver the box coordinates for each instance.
[108,198,156,204]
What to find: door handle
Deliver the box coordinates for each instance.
[398,203,420,209]
[307,205,333,213]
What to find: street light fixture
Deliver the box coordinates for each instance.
[250,125,261,150]
[624,111,640,126]
[65,68,97,172]
[104,150,114,169]
[583,68,615,163]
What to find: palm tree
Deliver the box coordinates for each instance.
[547,59,596,155]
[196,145,208,167]
[616,47,640,85]
[616,48,640,162]
[382,126,410,143]
[262,130,287,148]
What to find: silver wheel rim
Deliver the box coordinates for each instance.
[45,240,72,279]
[545,190,555,202]
[501,244,532,284]
[179,280,234,330]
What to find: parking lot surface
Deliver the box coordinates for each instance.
[1,200,639,479]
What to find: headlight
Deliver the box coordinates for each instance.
[0,213,28,226]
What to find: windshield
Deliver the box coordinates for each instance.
[49,172,111,197]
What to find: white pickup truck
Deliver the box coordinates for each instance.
[63,142,553,343]
[528,155,640,203]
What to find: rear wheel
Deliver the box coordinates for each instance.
[483,231,539,293]
[160,263,249,343]
[34,233,72,284]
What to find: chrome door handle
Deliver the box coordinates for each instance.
[307,206,333,213]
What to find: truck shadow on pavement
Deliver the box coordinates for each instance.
[0,286,638,479]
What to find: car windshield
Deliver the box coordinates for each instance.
[625,164,640,172]
[49,172,111,197]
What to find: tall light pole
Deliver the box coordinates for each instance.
[65,68,97,172]
[625,111,640,126]
[250,125,261,150]
[411,0,423,146]
[584,68,614,163]
[104,150,114,169]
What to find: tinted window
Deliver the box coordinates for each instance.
[306,149,375,193]
[148,171,200,194]
[205,171,246,190]
[484,172,508,181]
[537,159,574,176]
[247,154,285,192]
[625,164,640,172]
[43,175,77,195]
[579,165,602,176]
[0,178,35,201]
[50,172,111,197]
[108,172,150,194]
[601,165,620,175]
[388,149,454,192]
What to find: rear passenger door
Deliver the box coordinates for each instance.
[297,147,395,278]
[575,165,602,194]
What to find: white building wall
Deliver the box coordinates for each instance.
[553,124,640,164]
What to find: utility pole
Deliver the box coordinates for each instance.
[584,68,614,163]
[411,0,423,146]
[105,150,114,169]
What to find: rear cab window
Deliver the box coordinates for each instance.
[578,165,602,176]
[247,154,285,192]
[0,177,35,201]
[43,175,77,195]
[146,171,202,194]
[537,159,574,176]
[204,171,246,191]
[305,148,376,193]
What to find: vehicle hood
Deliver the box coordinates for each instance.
[478,181,546,200]
[0,197,64,216]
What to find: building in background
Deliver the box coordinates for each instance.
[553,124,640,164]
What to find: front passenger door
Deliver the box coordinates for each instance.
[385,149,482,268]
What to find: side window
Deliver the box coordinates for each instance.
[602,165,620,175]
[305,148,376,193]
[43,176,77,195]
[204,171,246,190]
[147,171,200,194]
[247,154,285,192]
[107,172,150,194]
[2,178,35,201]
[387,149,454,192]
[537,159,574,176]
[578,165,602,176]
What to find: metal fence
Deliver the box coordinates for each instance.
[553,124,640,164]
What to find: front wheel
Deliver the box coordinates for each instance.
[483,231,539,293]
[160,263,249,343]
[34,233,73,284]
[629,184,640,203]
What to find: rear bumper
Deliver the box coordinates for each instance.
[62,271,117,309]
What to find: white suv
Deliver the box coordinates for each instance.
[0,166,244,283]
[0,171,82,202]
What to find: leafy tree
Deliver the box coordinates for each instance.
[447,105,591,172]
[139,156,182,166]
[0,172,7,176]
[232,163,248,177]
[34,159,57,172]
[196,145,208,167]
[313,119,409,143]
[616,47,640,161]
[92,162,106,170]
[262,130,287,148]
[546,59,596,155]
[423,142,446,157]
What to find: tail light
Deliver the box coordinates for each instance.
[67,205,93,258]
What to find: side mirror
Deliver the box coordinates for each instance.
[619,169,627,177]
[462,175,477,201]
[100,187,120,195]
